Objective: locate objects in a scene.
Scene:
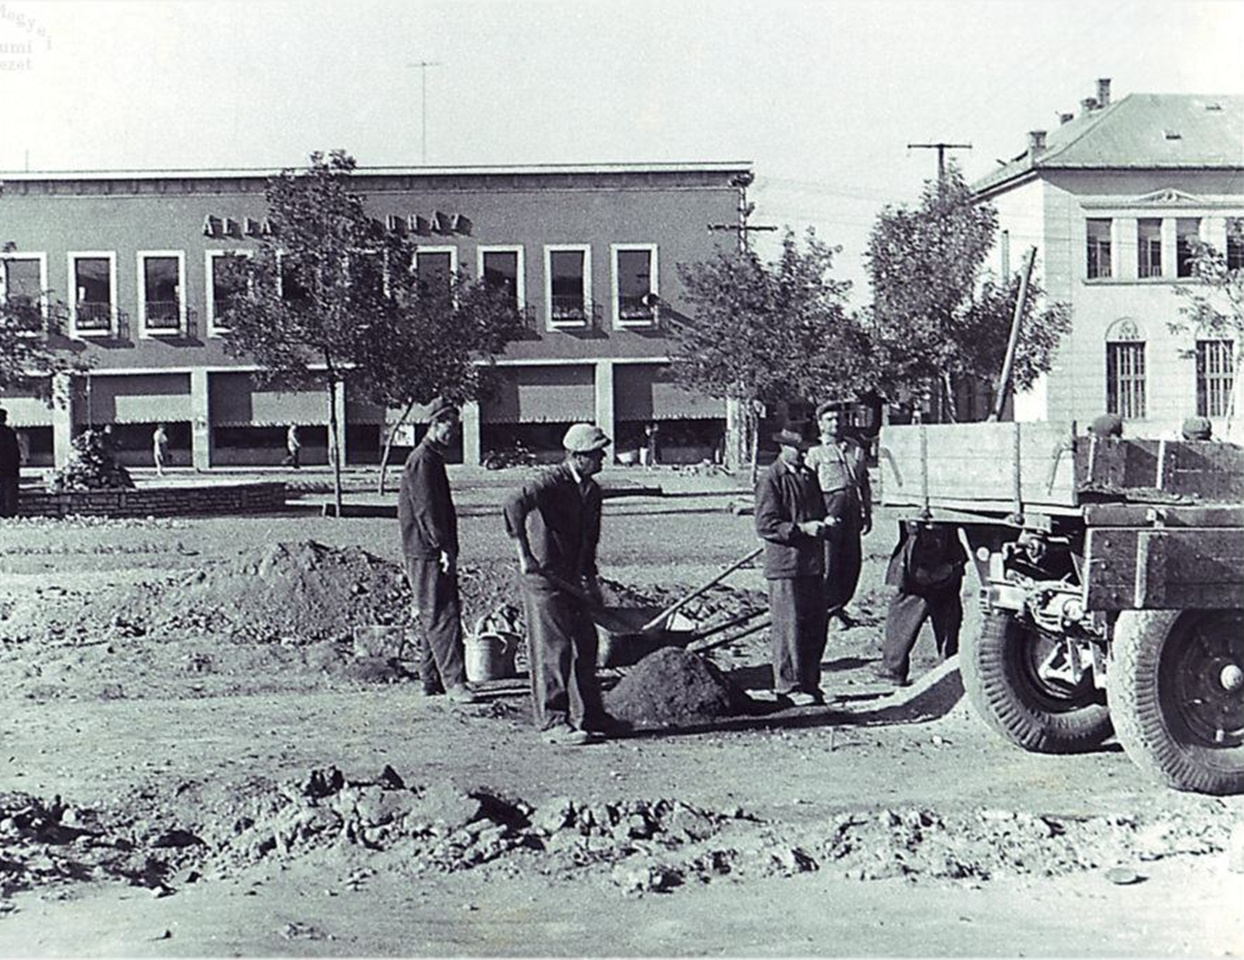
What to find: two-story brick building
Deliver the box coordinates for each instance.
[973,80,1244,438]
[0,162,748,468]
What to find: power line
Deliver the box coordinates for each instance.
[707,171,778,252]
[907,141,973,186]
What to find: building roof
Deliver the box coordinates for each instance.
[973,93,1244,197]
[0,161,752,182]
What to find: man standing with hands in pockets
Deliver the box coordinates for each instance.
[755,428,836,706]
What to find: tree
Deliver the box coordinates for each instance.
[0,259,88,407]
[864,165,1070,420]
[353,271,526,493]
[671,229,873,479]
[1171,226,1244,440]
[219,150,524,510]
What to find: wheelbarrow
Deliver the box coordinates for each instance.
[547,547,773,668]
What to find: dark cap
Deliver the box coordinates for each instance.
[424,396,459,424]
[772,428,813,451]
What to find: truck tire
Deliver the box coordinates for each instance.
[961,610,1113,753]
[1108,610,1244,795]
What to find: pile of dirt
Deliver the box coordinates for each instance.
[603,647,754,728]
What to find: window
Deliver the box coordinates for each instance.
[69,252,116,336]
[545,245,592,327]
[206,251,250,333]
[414,247,456,301]
[138,251,185,335]
[1,254,45,309]
[612,244,658,327]
[1085,219,1112,279]
[1137,219,1162,278]
[1227,218,1244,271]
[1107,340,1146,419]
[1196,338,1235,418]
[478,246,524,309]
[1176,218,1201,278]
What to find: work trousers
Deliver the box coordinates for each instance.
[769,575,828,695]
[880,581,963,681]
[521,574,604,732]
[406,557,468,692]
[823,490,862,616]
[0,477,18,518]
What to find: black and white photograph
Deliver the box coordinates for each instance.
[1,0,1243,955]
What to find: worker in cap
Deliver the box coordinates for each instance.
[398,396,478,704]
[1181,416,1213,441]
[805,399,872,630]
[755,426,835,707]
[503,422,613,745]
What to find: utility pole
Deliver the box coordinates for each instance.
[708,171,777,252]
[406,61,441,164]
[907,141,973,191]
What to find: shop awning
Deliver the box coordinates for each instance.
[76,373,192,424]
[480,365,595,424]
[614,364,724,421]
[0,387,54,427]
[211,372,327,427]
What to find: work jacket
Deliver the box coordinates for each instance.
[884,520,967,593]
[754,457,826,579]
[398,438,458,560]
[502,462,602,584]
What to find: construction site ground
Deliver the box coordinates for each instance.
[1,465,1242,957]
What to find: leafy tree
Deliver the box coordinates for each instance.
[0,253,89,409]
[864,165,1069,420]
[219,150,524,510]
[1170,225,1244,439]
[671,229,872,479]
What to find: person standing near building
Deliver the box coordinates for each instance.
[152,423,170,477]
[503,423,612,746]
[0,409,22,518]
[755,427,834,706]
[806,401,872,630]
[873,519,968,687]
[398,397,477,703]
[644,421,660,469]
[282,423,301,468]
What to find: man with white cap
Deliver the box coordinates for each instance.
[503,422,612,746]
[398,396,477,703]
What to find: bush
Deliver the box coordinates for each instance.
[49,429,135,492]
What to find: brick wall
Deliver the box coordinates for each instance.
[16,482,286,518]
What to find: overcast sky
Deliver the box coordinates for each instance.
[2,0,1242,295]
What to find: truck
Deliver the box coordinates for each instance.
[877,420,1244,795]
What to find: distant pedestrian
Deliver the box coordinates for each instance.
[755,427,834,707]
[873,520,967,687]
[0,408,22,518]
[398,397,477,703]
[503,423,613,746]
[282,423,301,468]
[643,421,660,468]
[152,423,170,477]
[806,401,872,630]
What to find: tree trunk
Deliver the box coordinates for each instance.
[941,370,958,423]
[327,377,344,518]
[377,397,418,495]
[748,407,761,487]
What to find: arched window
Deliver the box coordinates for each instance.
[1105,318,1146,419]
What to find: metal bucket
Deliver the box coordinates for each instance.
[465,630,521,682]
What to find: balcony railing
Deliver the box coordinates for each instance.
[144,300,182,331]
[618,295,656,325]
[74,301,112,331]
[549,295,601,328]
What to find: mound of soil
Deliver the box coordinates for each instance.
[603,647,753,728]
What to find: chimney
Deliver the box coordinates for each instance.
[1097,78,1111,107]
[1081,97,1098,116]
[1028,130,1047,154]
[1060,112,1075,125]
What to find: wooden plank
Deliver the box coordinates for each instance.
[1084,503,1244,528]
[1084,527,1244,610]
[1075,438,1244,502]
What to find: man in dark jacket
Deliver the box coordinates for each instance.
[398,397,476,702]
[503,423,610,746]
[806,400,872,629]
[874,520,968,686]
[755,428,834,706]
[0,408,21,518]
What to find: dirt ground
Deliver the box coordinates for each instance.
[1,466,1242,958]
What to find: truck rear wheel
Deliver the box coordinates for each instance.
[962,610,1113,753]
[1109,610,1244,795]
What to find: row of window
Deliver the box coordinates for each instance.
[1106,337,1235,420]
[1086,216,1244,281]
[0,243,660,338]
